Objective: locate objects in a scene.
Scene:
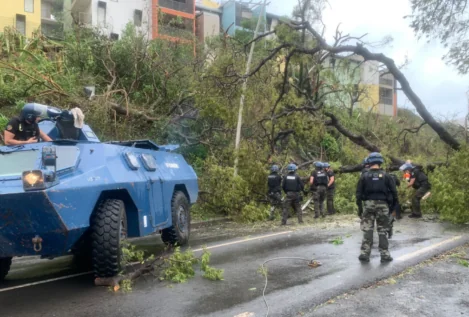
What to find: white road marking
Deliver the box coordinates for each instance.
[396,235,463,262]
[0,271,92,293]
[0,233,463,293]
[192,231,294,252]
[0,231,294,293]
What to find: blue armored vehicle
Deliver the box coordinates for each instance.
[0,104,198,281]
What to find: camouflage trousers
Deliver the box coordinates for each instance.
[411,186,429,217]
[360,200,391,258]
[282,192,302,224]
[313,185,327,217]
[268,192,282,219]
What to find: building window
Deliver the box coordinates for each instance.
[16,15,26,35]
[24,0,34,13]
[379,87,393,105]
[41,1,53,19]
[134,10,143,27]
[97,1,106,26]
[110,33,119,41]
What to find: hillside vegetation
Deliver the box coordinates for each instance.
[0,23,467,223]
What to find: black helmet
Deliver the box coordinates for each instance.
[21,103,44,122]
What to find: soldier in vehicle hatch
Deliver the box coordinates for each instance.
[310,162,329,218]
[356,152,397,263]
[267,165,283,221]
[281,163,304,225]
[3,104,52,145]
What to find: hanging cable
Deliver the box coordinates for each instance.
[260,257,322,317]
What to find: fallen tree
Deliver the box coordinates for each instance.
[243,20,462,171]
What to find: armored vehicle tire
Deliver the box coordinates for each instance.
[90,199,127,278]
[0,257,12,282]
[161,191,191,246]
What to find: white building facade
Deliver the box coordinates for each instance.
[71,0,152,39]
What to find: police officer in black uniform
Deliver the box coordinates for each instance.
[401,163,431,218]
[310,162,329,218]
[323,162,336,215]
[357,157,370,216]
[356,152,397,263]
[267,165,283,220]
[281,163,304,225]
[3,104,52,145]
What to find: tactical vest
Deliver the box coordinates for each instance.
[284,174,299,192]
[362,169,388,201]
[314,170,328,186]
[267,173,282,192]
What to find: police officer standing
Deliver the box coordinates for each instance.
[310,162,329,218]
[385,170,402,239]
[281,163,304,225]
[323,163,336,215]
[3,104,52,145]
[357,157,370,217]
[400,163,431,218]
[267,165,283,221]
[356,152,397,263]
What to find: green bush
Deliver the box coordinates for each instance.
[334,172,359,214]
[197,156,251,218]
[426,148,469,223]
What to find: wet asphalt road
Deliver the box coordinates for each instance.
[0,215,468,317]
[309,244,469,317]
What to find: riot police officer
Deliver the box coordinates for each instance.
[357,157,370,216]
[323,162,336,215]
[281,163,304,225]
[356,152,397,263]
[386,171,401,239]
[267,165,283,220]
[400,163,431,218]
[3,103,52,145]
[310,162,329,218]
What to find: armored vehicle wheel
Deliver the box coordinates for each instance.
[161,191,191,246]
[0,257,12,282]
[90,199,127,278]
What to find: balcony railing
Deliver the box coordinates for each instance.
[380,97,393,105]
[380,78,394,87]
[159,24,194,40]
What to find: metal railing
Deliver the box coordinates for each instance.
[380,78,394,87]
[380,97,393,105]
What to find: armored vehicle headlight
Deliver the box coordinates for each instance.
[22,170,45,190]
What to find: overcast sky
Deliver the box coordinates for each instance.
[266,0,468,120]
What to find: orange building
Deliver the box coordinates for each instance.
[152,0,196,43]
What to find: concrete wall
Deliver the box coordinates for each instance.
[196,11,220,43]
[0,0,41,37]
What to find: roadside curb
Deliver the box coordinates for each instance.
[191,217,231,229]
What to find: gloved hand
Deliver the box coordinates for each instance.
[357,200,363,219]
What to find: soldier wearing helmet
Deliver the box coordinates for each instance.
[400,163,431,218]
[281,163,304,225]
[356,152,397,263]
[310,162,329,218]
[3,103,52,145]
[267,164,283,221]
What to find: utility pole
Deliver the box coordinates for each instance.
[233,0,267,177]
